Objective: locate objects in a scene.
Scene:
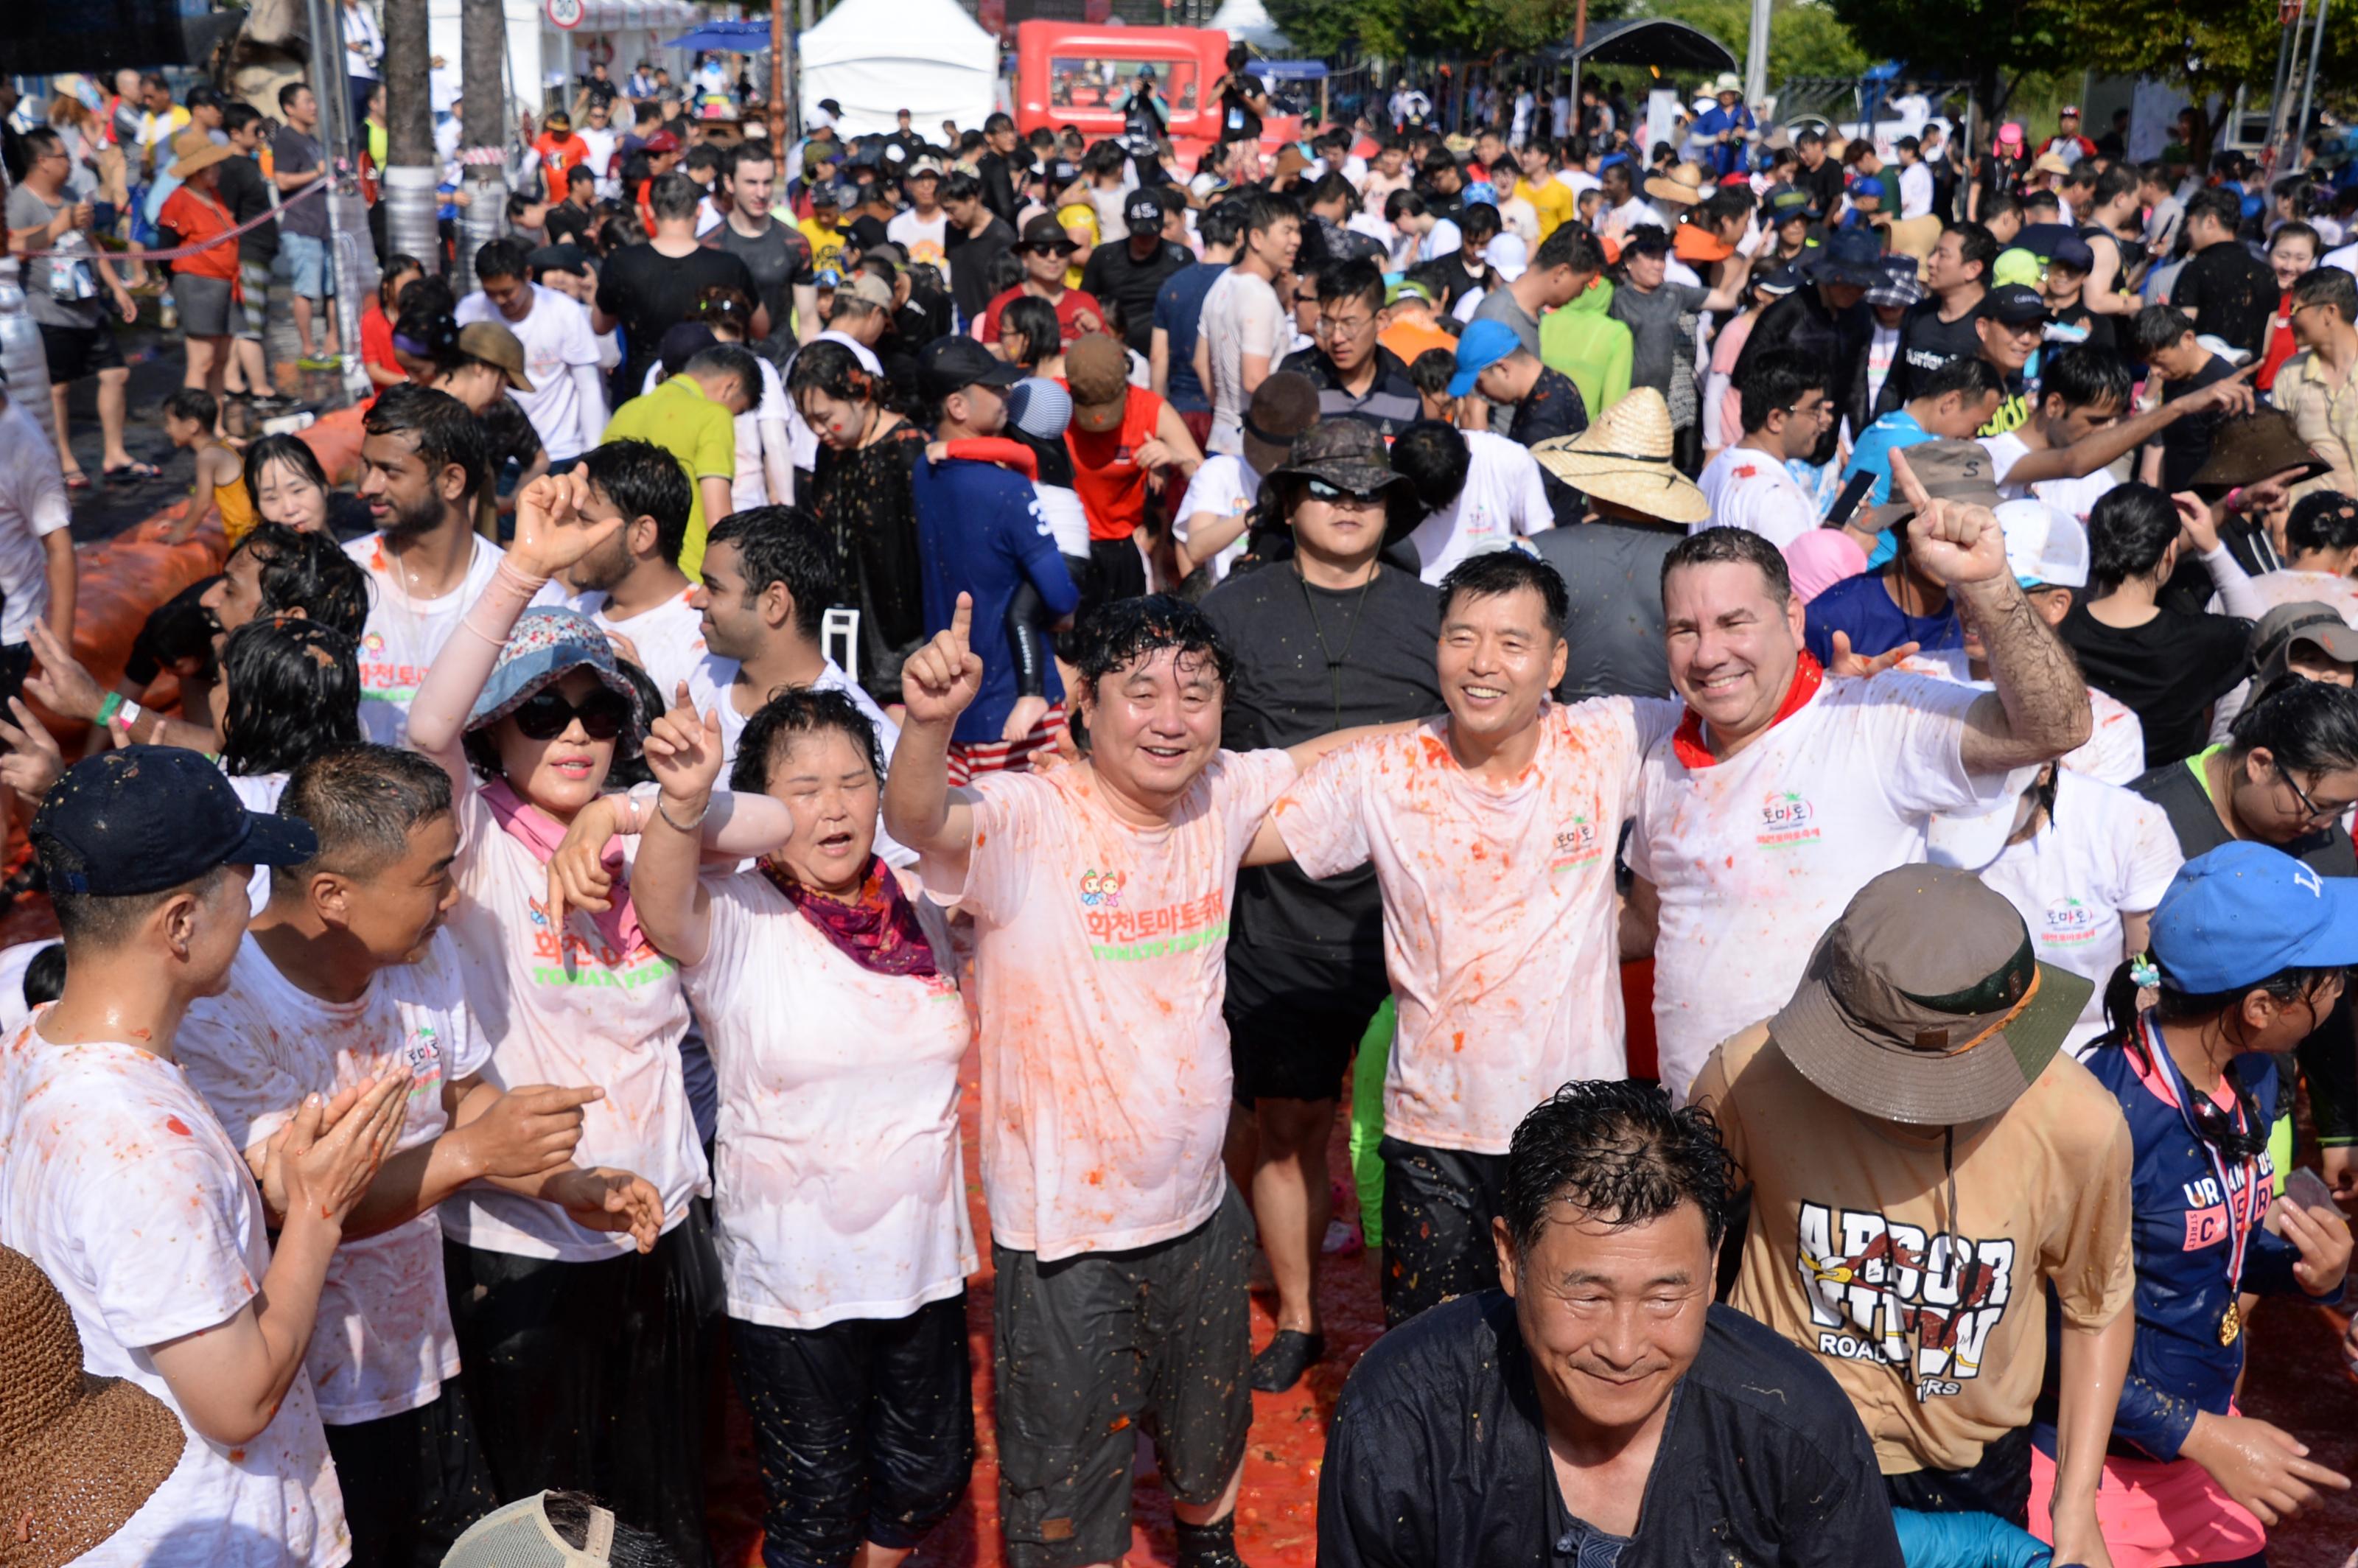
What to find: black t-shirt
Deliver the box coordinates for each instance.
[1320,1293,1904,1568]
[946,215,1018,330]
[2057,600,2251,768]
[2157,353,2236,492]
[1532,519,1681,701]
[214,153,279,267]
[544,200,597,248]
[976,148,1021,224]
[711,216,816,351]
[594,242,759,397]
[2171,240,2277,360]
[1218,71,1267,144]
[1878,297,1984,411]
[1794,158,1845,222]
[1080,236,1194,355]
[1201,561,1443,971]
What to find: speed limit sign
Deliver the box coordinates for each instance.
[546,0,585,29]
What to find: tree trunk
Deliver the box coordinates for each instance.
[381,0,439,266]
[456,0,508,295]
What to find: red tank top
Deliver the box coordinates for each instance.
[1065,384,1162,543]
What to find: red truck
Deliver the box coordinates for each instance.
[1010,21,1302,166]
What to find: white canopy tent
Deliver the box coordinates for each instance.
[797,0,1000,140]
[1206,0,1291,53]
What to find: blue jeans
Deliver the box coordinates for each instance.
[278,233,332,301]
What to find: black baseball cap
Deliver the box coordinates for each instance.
[918,337,1024,402]
[1978,283,2051,325]
[1124,188,1167,234]
[34,746,316,897]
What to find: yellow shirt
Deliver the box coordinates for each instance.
[1517,176,1576,242]
[1056,201,1099,290]
[797,217,850,278]
[603,377,736,578]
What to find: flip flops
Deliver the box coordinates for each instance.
[102,461,163,482]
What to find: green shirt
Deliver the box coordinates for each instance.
[602,375,735,579]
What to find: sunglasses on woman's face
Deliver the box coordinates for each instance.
[514,687,632,741]
[1304,477,1386,506]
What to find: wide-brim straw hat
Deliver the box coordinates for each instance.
[168,141,237,181]
[0,1245,186,1568]
[1645,161,1710,206]
[1530,389,1708,525]
[2188,407,2331,491]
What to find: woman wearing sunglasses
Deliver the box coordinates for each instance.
[404,469,791,1562]
[2026,841,2358,1567]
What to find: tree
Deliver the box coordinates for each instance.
[1640,0,1867,85]
[2054,0,2358,165]
[1821,0,2072,123]
[381,0,438,265]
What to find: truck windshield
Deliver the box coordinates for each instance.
[1048,57,1200,113]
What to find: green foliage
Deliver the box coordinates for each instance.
[1636,0,1868,83]
[1820,0,2070,108]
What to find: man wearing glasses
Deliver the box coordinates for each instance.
[1277,259,1421,437]
[2268,265,2358,501]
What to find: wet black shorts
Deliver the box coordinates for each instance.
[1225,945,1388,1107]
[1379,1135,1510,1330]
[323,1383,498,1568]
[36,320,125,383]
[992,1185,1254,1568]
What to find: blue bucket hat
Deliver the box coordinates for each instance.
[2149,841,2358,993]
[466,607,647,733]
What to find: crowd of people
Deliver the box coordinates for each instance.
[7,40,2358,1568]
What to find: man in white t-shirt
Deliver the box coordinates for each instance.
[1979,341,2254,525]
[886,158,953,275]
[1627,455,2096,1099]
[564,439,707,696]
[882,593,1390,1568]
[178,746,664,1566]
[1173,371,1318,587]
[1696,349,1833,548]
[575,97,620,199]
[348,386,561,746]
[1265,551,1677,1327]
[1390,420,1555,583]
[1196,192,1301,455]
[455,238,608,466]
[0,748,388,1568]
[0,383,77,672]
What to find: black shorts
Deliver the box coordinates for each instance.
[1883,1422,2032,1527]
[992,1185,1254,1568]
[36,320,125,383]
[730,1295,974,1567]
[1225,944,1388,1106]
[323,1384,499,1568]
[1379,1135,1509,1329]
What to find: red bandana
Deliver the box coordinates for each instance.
[1670,651,1825,769]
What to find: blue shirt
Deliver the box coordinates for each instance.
[1154,262,1226,413]
[1842,409,1937,570]
[1802,570,1962,665]
[909,453,1081,745]
[1690,104,1754,178]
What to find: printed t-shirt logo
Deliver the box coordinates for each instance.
[1079,869,1125,908]
[1797,1200,2016,1401]
[399,1023,445,1098]
[2182,1150,2275,1252]
[1080,868,1229,962]
[2039,897,2101,946]
[1549,815,1605,872]
[1757,789,1820,848]
[524,897,678,990]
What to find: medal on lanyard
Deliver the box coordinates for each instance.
[2144,1015,2255,1346]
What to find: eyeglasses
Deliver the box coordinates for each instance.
[1304,477,1387,505]
[1315,313,1375,337]
[514,687,632,741]
[2275,757,2356,823]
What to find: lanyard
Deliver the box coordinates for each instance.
[2141,1012,2258,1335]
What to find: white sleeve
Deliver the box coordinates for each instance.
[1507,445,1553,536]
[1848,673,2018,817]
[2118,794,2185,914]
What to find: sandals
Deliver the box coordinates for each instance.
[61,470,91,491]
[102,461,163,482]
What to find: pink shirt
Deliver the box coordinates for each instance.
[923,750,1296,1261]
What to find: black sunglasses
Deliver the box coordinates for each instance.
[1304,477,1387,505]
[514,687,632,741]
[2187,1068,2272,1162]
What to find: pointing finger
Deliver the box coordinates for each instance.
[1887,444,1933,514]
[949,592,973,651]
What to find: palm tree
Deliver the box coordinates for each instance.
[379,0,438,265]
[455,0,509,293]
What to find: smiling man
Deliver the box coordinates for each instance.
[1319,1079,1902,1568]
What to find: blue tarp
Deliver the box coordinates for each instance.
[662,19,774,52]
[1260,60,1329,80]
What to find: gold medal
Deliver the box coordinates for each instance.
[2219,1302,2241,1345]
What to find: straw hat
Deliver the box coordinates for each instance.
[0,1246,185,1568]
[168,141,236,181]
[1643,161,1709,206]
[1529,390,1708,525]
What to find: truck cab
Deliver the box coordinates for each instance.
[1011,21,1301,167]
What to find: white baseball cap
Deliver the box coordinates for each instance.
[1995,497,2088,590]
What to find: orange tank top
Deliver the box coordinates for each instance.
[1065,384,1163,544]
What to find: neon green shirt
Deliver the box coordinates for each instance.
[603,376,735,579]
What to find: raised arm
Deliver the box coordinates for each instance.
[882,594,983,881]
[1889,447,2093,772]
[2177,490,2267,619]
[2000,362,2256,486]
[617,690,730,966]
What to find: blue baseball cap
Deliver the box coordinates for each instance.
[1448,318,1524,397]
[2149,841,2358,993]
[33,746,316,896]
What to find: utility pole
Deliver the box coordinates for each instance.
[380,0,439,270]
[1744,0,1772,117]
[456,0,510,295]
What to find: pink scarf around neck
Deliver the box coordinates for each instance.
[481,777,647,959]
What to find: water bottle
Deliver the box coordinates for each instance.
[49,231,98,304]
[0,259,60,454]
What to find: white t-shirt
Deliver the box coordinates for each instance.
[1173,453,1262,587]
[920,751,1297,1260]
[346,533,561,746]
[1959,770,2182,1056]
[228,771,291,914]
[0,938,51,1037]
[0,1029,349,1567]
[455,285,603,463]
[1629,671,2019,1098]
[682,872,974,1328]
[178,932,489,1424]
[736,356,791,509]
[571,584,708,699]
[886,208,950,273]
[1405,430,1554,584]
[1554,167,1603,199]
[1273,701,1677,1154]
[0,397,71,645]
[578,126,619,196]
[436,784,708,1261]
[1696,443,1823,548]
[1200,267,1287,455]
[1903,648,2146,786]
[1899,161,1935,220]
[1980,430,2119,525]
[686,653,912,867]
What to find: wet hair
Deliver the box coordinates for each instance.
[1383,188,1427,226]
[21,945,64,1009]
[2085,483,2180,591]
[682,343,763,408]
[1241,189,1301,246]
[998,295,1062,370]
[1501,1079,1734,1257]
[1315,259,1386,316]
[163,388,217,429]
[730,686,883,794]
[125,578,221,689]
[1615,225,1672,264]
[1407,347,1457,398]
[474,237,531,284]
[1662,525,1794,604]
[240,433,330,522]
[2288,490,2358,558]
[2127,304,2197,360]
[1068,595,1234,757]
[2292,265,2358,322]
[648,171,704,223]
[1533,220,1605,275]
[2185,186,2243,233]
[1306,171,1358,212]
[2096,953,2343,1059]
[2037,344,2133,412]
[1737,349,1830,435]
[1941,221,1997,284]
[939,169,982,204]
[1458,203,1502,243]
[581,438,692,569]
[1980,192,2022,229]
[364,383,490,501]
[695,284,756,337]
[219,617,363,777]
[1919,352,2007,405]
[399,273,458,321]
[786,339,879,406]
[2228,672,2358,775]
[703,505,836,641]
[231,522,369,640]
[1389,420,1472,510]
[1438,550,1568,640]
[2093,162,2139,209]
